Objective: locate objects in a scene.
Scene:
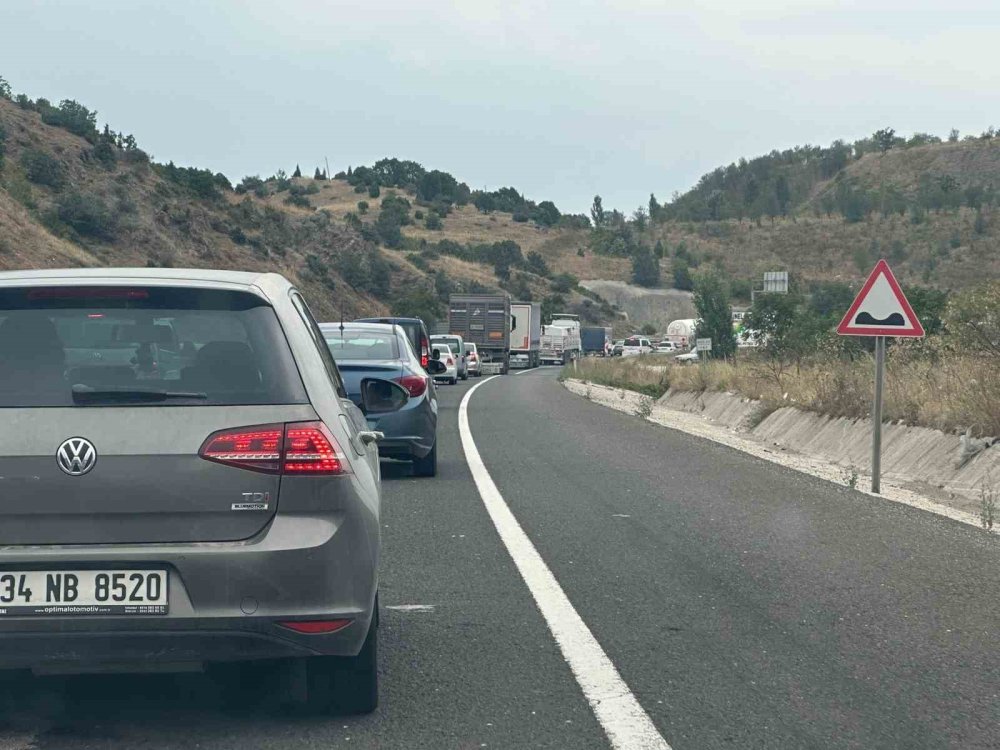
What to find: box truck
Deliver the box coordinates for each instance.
[580,326,613,356]
[447,294,511,374]
[509,302,542,369]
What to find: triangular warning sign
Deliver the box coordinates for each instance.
[837,260,925,337]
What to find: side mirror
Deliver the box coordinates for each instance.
[359,378,410,415]
[425,359,447,375]
[431,348,441,361]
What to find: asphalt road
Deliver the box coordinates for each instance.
[2,368,999,749]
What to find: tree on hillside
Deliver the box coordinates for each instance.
[742,292,825,375]
[534,200,561,227]
[0,76,11,99]
[394,285,442,326]
[874,128,896,154]
[775,175,791,216]
[292,164,302,178]
[653,239,665,259]
[649,193,661,222]
[525,251,550,277]
[672,259,694,291]
[693,273,735,359]
[631,206,648,231]
[944,281,1000,359]
[590,195,606,228]
[948,128,960,143]
[631,245,660,287]
[314,167,324,180]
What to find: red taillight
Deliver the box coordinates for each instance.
[420,336,429,369]
[283,422,346,474]
[199,422,348,475]
[396,374,428,397]
[469,353,478,362]
[446,357,454,365]
[278,619,352,634]
[199,425,284,473]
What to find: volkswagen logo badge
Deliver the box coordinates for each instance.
[56,437,98,477]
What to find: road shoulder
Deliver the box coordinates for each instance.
[562,377,985,531]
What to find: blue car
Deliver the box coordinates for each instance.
[321,322,439,477]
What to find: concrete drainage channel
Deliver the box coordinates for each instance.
[563,378,1000,531]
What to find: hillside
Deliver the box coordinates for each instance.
[589,133,1000,305]
[3,81,998,336]
[0,91,605,326]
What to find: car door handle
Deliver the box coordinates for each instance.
[358,431,384,446]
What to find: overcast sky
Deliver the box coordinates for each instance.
[4,0,999,213]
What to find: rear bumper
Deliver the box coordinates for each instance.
[367,398,436,459]
[0,617,366,673]
[0,504,378,672]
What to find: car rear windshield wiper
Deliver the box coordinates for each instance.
[71,384,209,404]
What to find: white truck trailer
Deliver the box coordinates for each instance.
[540,313,582,365]
[509,302,542,369]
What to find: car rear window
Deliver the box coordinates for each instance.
[625,338,642,346]
[0,286,308,407]
[324,328,400,360]
[464,344,475,353]
[433,336,461,351]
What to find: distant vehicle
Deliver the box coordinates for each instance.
[448,294,511,374]
[355,316,432,371]
[541,313,583,364]
[654,340,676,353]
[464,342,482,376]
[430,334,467,380]
[0,268,447,714]
[321,322,440,478]
[431,343,459,385]
[666,318,699,349]
[612,339,625,356]
[510,301,542,369]
[621,336,653,356]
[581,326,613,356]
[674,349,699,363]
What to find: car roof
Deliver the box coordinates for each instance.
[0,267,293,298]
[356,316,424,325]
[319,321,398,334]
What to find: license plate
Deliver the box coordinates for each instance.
[0,570,168,616]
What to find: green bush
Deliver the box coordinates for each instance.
[357,200,369,214]
[56,191,118,240]
[0,122,6,168]
[425,212,442,230]
[20,149,65,188]
[368,184,380,199]
[284,193,311,209]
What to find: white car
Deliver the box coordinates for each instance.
[621,336,653,357]
[674,349,699,363]
[654,341,676,353]
[431,343,459,384]
[464,343,482,376]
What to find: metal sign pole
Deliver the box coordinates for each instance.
[871,336,885,494]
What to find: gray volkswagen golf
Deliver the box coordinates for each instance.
[0,268,436,713]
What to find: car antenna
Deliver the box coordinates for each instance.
[339,309,345,334]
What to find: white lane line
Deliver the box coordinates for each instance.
[459,377,672,750]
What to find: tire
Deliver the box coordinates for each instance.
[302,614,378,715]
[461,372,469,381]
[412,442,437,477]
[449,377,457,385]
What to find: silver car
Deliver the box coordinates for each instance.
[0,268,440,713]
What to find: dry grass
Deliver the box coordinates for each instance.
[567,347,1000,437]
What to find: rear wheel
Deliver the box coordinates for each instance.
[449,377,457,385]
[301,615,378,715]
[412,442,437,477]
